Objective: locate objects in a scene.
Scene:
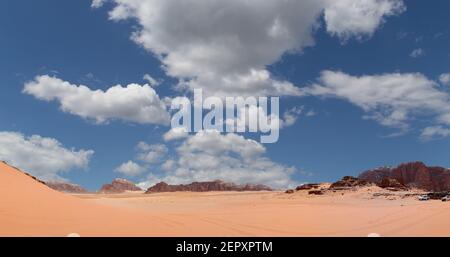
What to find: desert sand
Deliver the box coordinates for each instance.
[1,161,450,237]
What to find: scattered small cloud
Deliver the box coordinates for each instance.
[135,142,168,164]
[115,142,169,177]
[434,30,449,39]
[115,161,145,177]
[282,107,304,128]
[396,31,408,40]
[306,110,317,117]
[420,126,450,140]
[91,0,106,9]
[414,36,423,43]
[143,74,162,87]
[439,73,450,86]
[410,48,425,58]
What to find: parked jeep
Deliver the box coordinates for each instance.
[418,195,430,201]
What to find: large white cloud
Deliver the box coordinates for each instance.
[304,70,450,135]
[23,75,170,125]
[97,0,404,96]
[0,131,94,181]
[324,0,405,40]
[138,130,298,189]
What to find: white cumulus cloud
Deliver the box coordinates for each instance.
[96,0,404,96]
[0,131,94,181]
[23,75,170,125]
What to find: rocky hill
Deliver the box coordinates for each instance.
[99,178,142,194]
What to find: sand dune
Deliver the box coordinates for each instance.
[0,162,186,236]
[1,161,450,236]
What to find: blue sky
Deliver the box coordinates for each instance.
[1,0,450,190]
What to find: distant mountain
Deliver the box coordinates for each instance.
[99,178,142,194]
[359,161,450,192]
[46,181,88,194]
[146,180,272,193]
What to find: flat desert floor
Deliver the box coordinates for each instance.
[1,161,450,237]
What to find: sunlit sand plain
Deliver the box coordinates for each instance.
[1,162,450,237]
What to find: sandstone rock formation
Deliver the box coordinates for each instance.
[146,180,272,193]
[99,178,142,194]
[359,162,450,192]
